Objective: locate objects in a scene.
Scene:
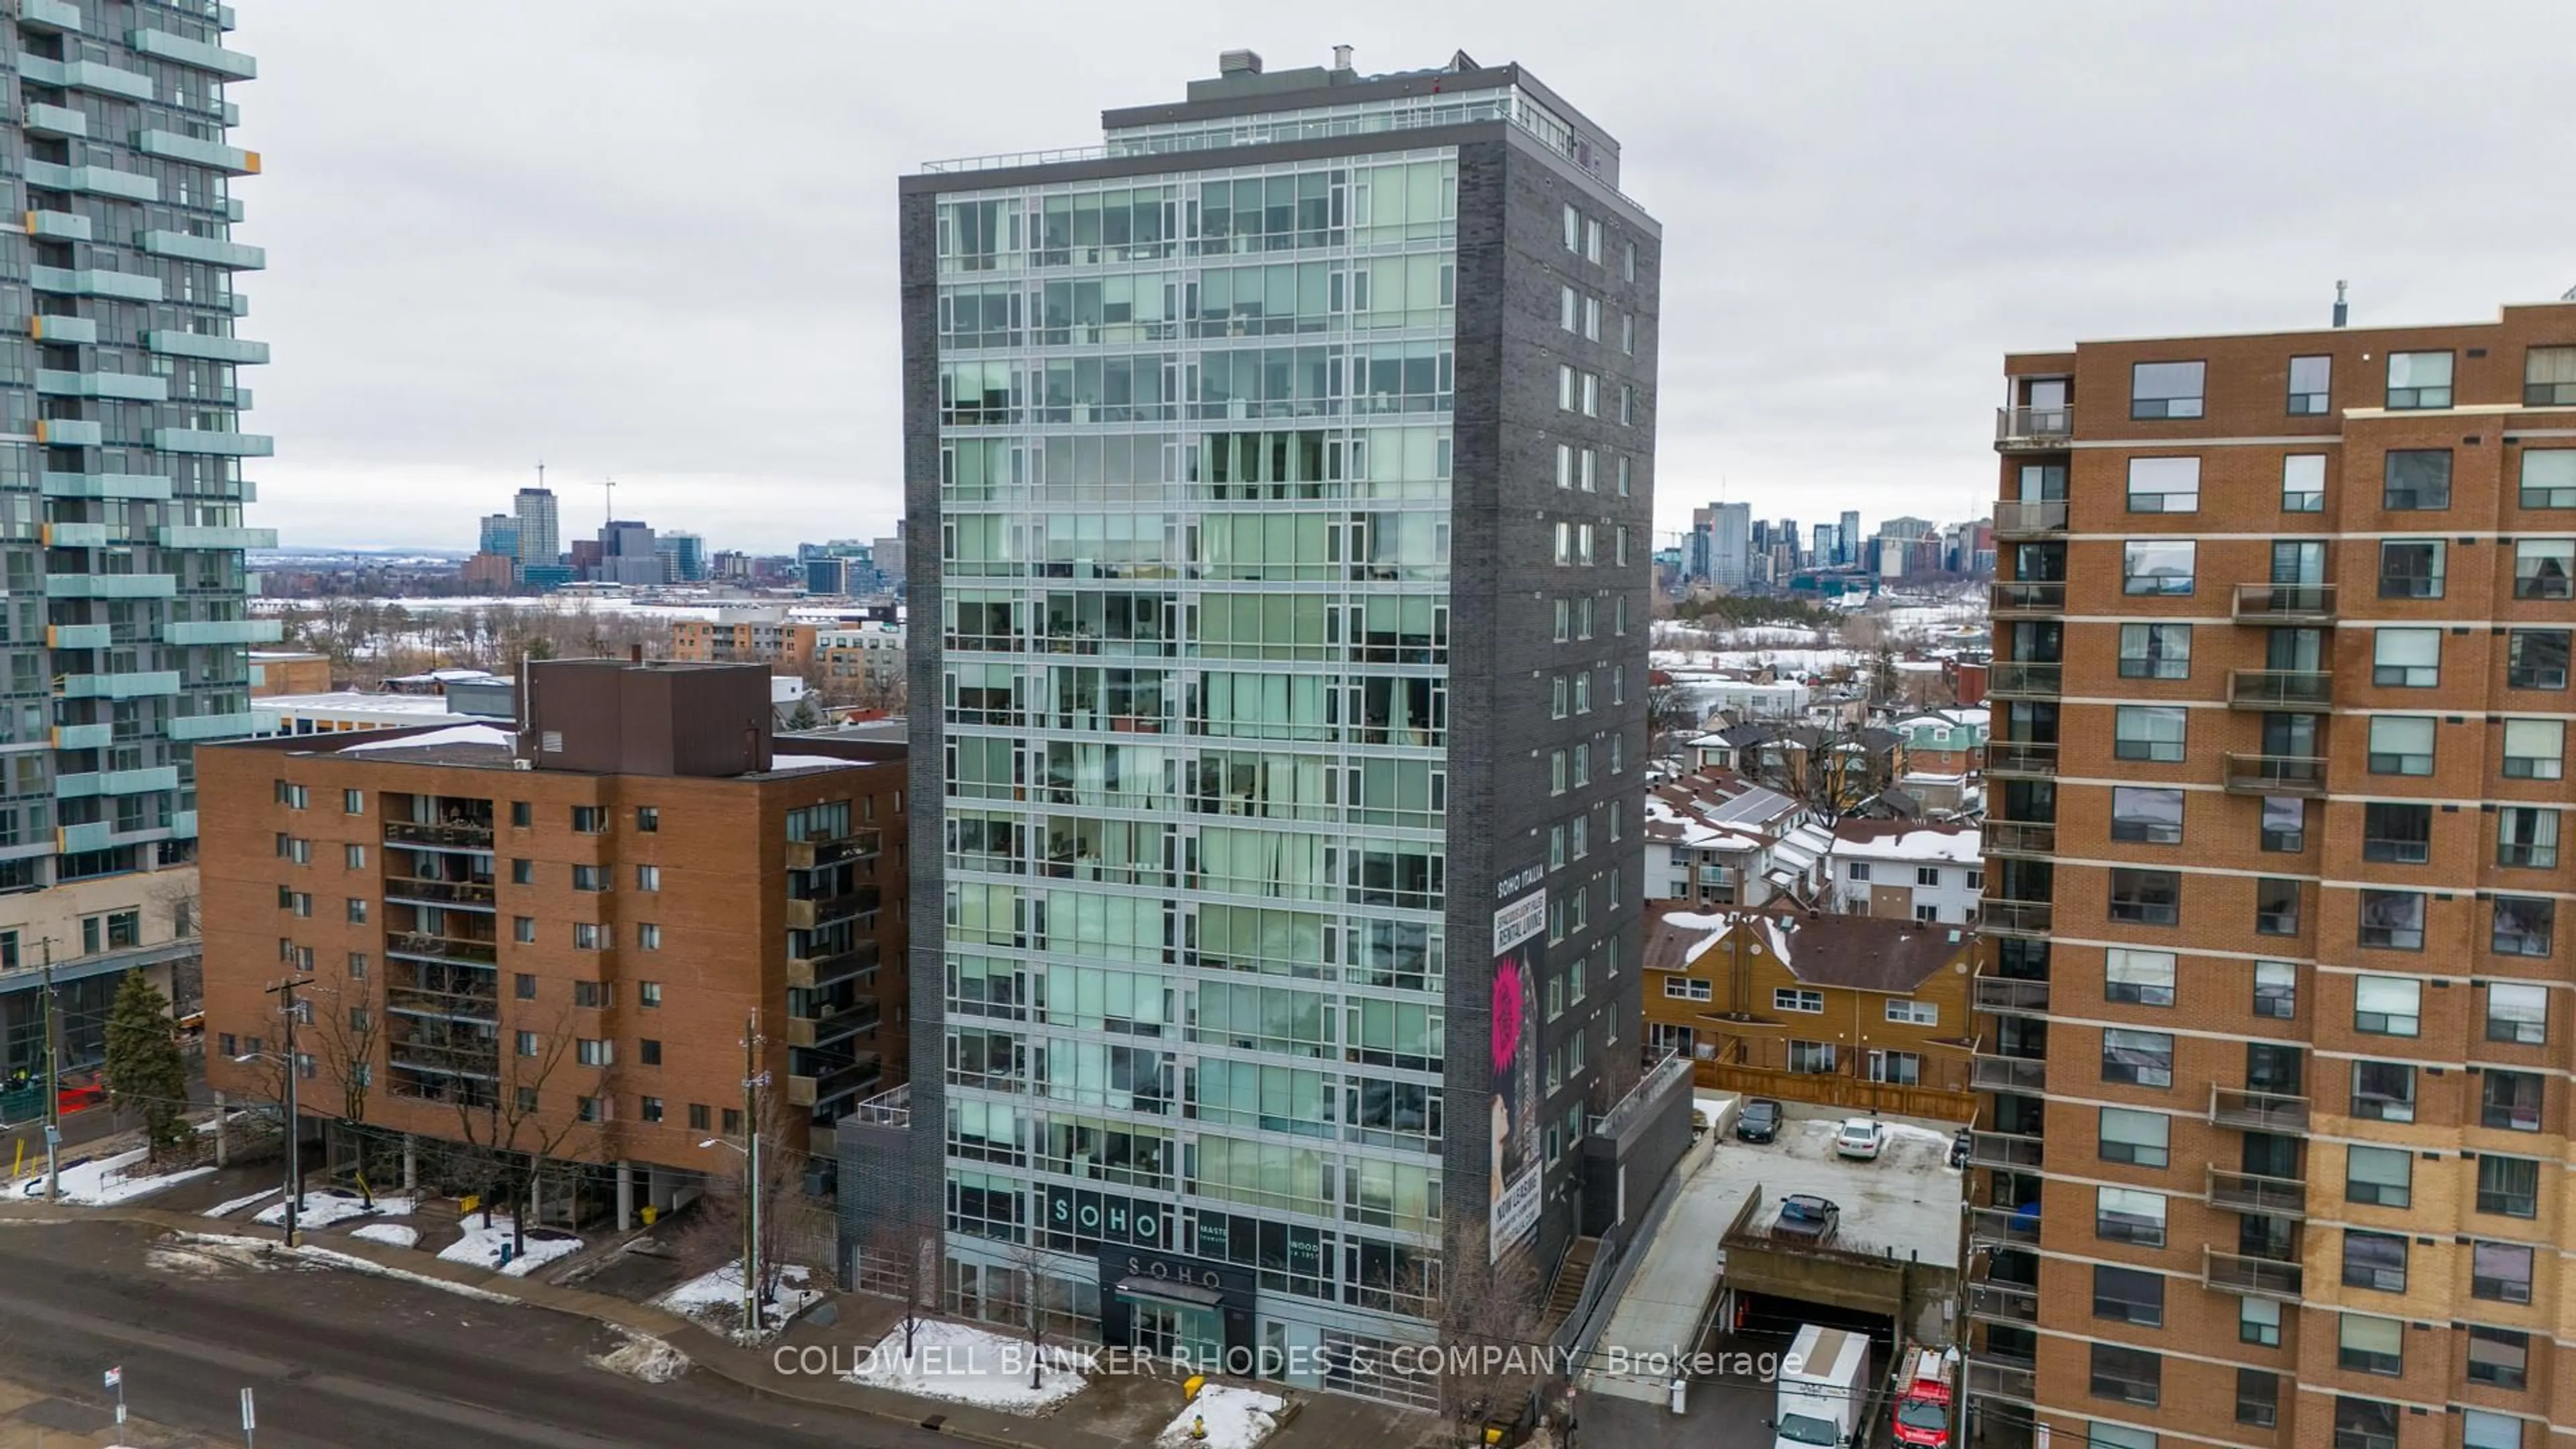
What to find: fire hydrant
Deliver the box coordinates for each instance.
[1190,1413,1208,1442]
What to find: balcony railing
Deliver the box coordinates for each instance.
[2208,1167,2308,1219]
[1989,580,2066,616]
[786,827,883,869]
[2204,1246,2304,1300]
[787,940,882,990]
[2222,754,2328,796]
[1973,976,2051,1014]
[1990,496,2070,534]
[2210,1085,2310,1132]
[2229,669,2334,710]
[1969,1205,2042,1248]
[1982,899,2053,938]
[1966,1277,2038,1325]
[385,820,495,849]
[1987,661,2062,698]
[1964,1355,2036,1404]
[1985,741,2058,777]
[1983,819,2056,856]
[787,890,879,930]
[384,987,499,1023]
[1994,405,2074,451]
[382,876,497,908]
[1972,1055,2048,1093]
[384,931,499,967]
[1968,1130,2045,1170]
[2233,582,2339,625]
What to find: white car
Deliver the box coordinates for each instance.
[1834,1118,1885,1160]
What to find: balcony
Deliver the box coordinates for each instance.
[18,0,83,33]
[44,574,175,600]
[46,623,111,649]
[2233,582,2338,625]
[2229,669,2333,710]
[31,266,162,302]
[1986,661,2061,698]
[166,710,254,741]
[2203,1247,2303,1301]
[1982,898,2053,938]
[158,525,278,549]
[1964,1354,2035,1405]
[1994,405,2074,451]
[786,828,882,869]
[1990,498,2069,538]
[23,101,86,138]
[42,472,172,500]
[147,329,270,364]
[53,766,178,800]
[51,723,111,750]
[384,820,496,851]
[385,931,500,968]
[2207,1167,2307,1219]
[384,987,498,1025]
[786,1002,881,1049]
[1966,1277,2038,1326]
[1967,1130,2045,1170]
[126,25,258,79]
[2210,1085,2310,1132]
[1974,976,2050,1014]
[786,890,878,930]
[787,1059,879,1109]
[37,369,170,402]
[43,522,109,547]
[1972,1054,2047,1093]
[36,419,105,447]
[1969,1205,2042,1249]
[58,669,182,700]
[787,939,881,990]
[2223,753,2327,796]
[150,427,274,456]
[29,309,95,338]
[164,617,283,645]
[1985,740,2057,777]
[384,877,497,910]
[21,159,158,201]
[133,132,260,178]
[16,54,155,103]
[1983,819,2055,857]
[1988,580,2065,616]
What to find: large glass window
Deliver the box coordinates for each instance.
[2108,869,2180,927]
[2528,346,2576,407]
[2365,716,2434,775]
[2130,361,2205,419]
[2122,539,2195,595]
[2383,448,2451,508]
[2473,1242,2535,1304]
[2477,1155,2540,1217]
[2088,1344,2160,1407]
[2522,449,2576,508]
[2117,624,2190,680]
[2371,628,2439,687]
[2098,1106,2169,1166]
[2486,981,2548,1044]
[2114,706,2186,763]
[2353,975,2420,1036]
[2508,629,2569,690]
[2095,1186,2166,1246]
[2385,350,2453,409]
[2514,539,2574,599]
[2340,1230,2408,1292]
[2101,1028,2174,1087]
[2345,1144,2410,1207]
[2361,802,2430,863]
[2376,539,2444,598]
[2281,453,2326,511]
[2359,890,2424,950]
[2126,456,2200,513]
[2109,788,2182,844]
[2092,1265,2164,1327]
[2498,806,2560,869]
[2492,896,2554,957]
[2337,1313,2404,1376]
[2503,719,2563,780]
[2105,949,2177,1006]
[2287,354,2331,414]
[2351,1060,2414,1121]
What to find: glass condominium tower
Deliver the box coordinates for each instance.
[0,6,269,884]
[901,49,1658,1401]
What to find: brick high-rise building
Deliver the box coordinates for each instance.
[200,659,906,1228]
[1972,301,2576,1449]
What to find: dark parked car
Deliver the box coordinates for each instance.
[1736,1098,1784,1143]
[1774,1193,1841,1242]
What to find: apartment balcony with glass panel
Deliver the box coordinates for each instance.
[1973,975,2049,1014]
[1984,740,2057,777]
[1993,406,2074,453]
[2223,754,2327,796]
[1986,661,2061,698]
[2210,1085,2310,1132]
[2229,669,2333,710]
[1982,819,2055,857]
[2233,582,2337,625]
[1981,898,2053,937]
[2203,1246,2303,1300]
[1967,1130,2045,1171]
[1988,580,2063,617]
[2207,1166,2306,1218]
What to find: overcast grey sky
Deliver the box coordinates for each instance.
[237,0,2576,555]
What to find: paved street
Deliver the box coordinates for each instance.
[0,1220,952,1448]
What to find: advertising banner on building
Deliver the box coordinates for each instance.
[1489,881,1545,1262]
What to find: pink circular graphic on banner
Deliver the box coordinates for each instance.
[1491,959,1525,1073]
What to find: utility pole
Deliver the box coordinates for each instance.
[266,975,314,1246]
[741,1009,765,1335]
[40,938,58,1202]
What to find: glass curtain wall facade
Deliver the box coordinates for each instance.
[0,1,272,889]
[902,56,1657,1405]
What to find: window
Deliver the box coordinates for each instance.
[2481,1069,2542,1132]
[639,1038,661,1066]
[637,863,661,891]
[513,972,537,1000]
[571,864,606,892]
[1915,866,1940,888]
[2366,716,2434,775]
[2121,539,2194,595]
[2351,1060,2414,1122]
[2341,1230,2408,1292]
[1620,312,1634,355]
[2235,1369,2279,1428]
[2473,1241,2535,1304]
[511,858,533,885]
[512,916,536,943]
[274,780,307,809]
[2491,896,2553,957]
[1556,364,1574,411]
[2376,539,2445,598]
[341,788,363,815]
[2529,346,2576,406]
[2502,718,2563,780]
[2260,797,2306,853]
[576,1038,612,1067]
[1774,988,1824,1014]
[2361,801,2431,864]
[1615,455,1631,496]
[2253,961,2296,1019]
[635,806,659,832]
[2337,1313,2403,1377]
[2102,1028,2174,1088]
[2241,1297,2282,1347]
[347,953,368,979]
[2104,949,2176,1006]
[722,1108,744,1136]
[2507,629,2569,690]
[2126,456,2200,513]
[2345,1144,2412,1208]
[1664,977,1712,1002]
[1580,372,1599,417]
[2358,890,2424,950]
[1558,285,1578,332]
[2116,623,2190,680]
[2514,539,2573,599]
[511,802,531,827]
[635,922,661,953]
[2335,1399,2399,1449]
[2093,1265,2165,1328]
[343,843,366,870]
[639,981,662,1008]
[2114,706,2186,763]
[2287,354,2330,414]
[2098,1107,2169,1167]
[2371,627,2439,687]
[2255,877,2302,936]
[2281,453,2326,511]
[688,1103,710,1132]
[2108,869,2180,927]
[1886,1000,1937,1026]
[2467,1327,2529,1391]
[572,806,605,833]
[1582,295,1600,341]
[2477,1154,2540,1217]
[2109,787,2182,845]
[2464,1412,2522,1449]
[1584,217,1601,264]
[515,1030,538,1057]
[1561,203,1580,251]
[2382,447,2451,508]
[640,1095,663,1122]
[2095,1185,2165,1246]
[573,922,603,951]
[344,898,368,924]
[1787,1040,1837,1074]
[2522,448,2576,508]
[2357,973,2426,1038]
[2485,981,2547,1044]
[1847,862,1871,882]
[2130,360,2205,419]
[572,979,606,1008]
[2385,350,2453,409]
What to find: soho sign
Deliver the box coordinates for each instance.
[1048,1187,1165,1246]
[1124,1254,1224,1291]
[1495,863,1546,901]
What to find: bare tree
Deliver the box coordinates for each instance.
[1002,1232,1067,1390]
[441,1002,597,1257]
[1644,678,1699,739]
[304,973,384,1203]
[860,1218,943,1355]
[1425,1215,1545,1447]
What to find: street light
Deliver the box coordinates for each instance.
[697,1135,760,1336]
[233,1044,305,1248]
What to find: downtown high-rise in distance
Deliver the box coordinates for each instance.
[0,1,269,1071]
[1974,301,2576,1449]
[898,47,1662,1400]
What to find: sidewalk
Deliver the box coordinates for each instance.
[0,1198,1132,1449]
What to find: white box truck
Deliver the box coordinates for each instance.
[1772,1323,1870,1449]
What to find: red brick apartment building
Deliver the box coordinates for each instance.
[200,659,906,1226]
[1971,301,2576,1449]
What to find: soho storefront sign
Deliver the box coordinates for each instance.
[1044,1184,1171,1249]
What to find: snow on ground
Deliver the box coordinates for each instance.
[201,1186,281,1219]
[252,1189,416,1230]
[655,1260,822,1339]
[589,1326,693,1383]
[437,1216,582,1276]
[350,1223,420,1248]
[13,1146,212,1205]
[1157,1385,1285,1449]
[845,1320,1089,1414]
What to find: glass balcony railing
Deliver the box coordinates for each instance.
[2210,1085,2310,1132]
[1987,661,2062,698]
[2229,669,2333,709]
[2204,1247,2303,1300]
[2233,582,2338,625]
[1988,580,2065,614]
[1994,406,2073,451]
[1986,741,2057,777]
[2222,753,2328,796]
[2207,1167,2307,1219]
[1973,976,2050,1014]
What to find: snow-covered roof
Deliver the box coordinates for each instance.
[1833,820,1982,865]
[765,753,864,773]
[341,723,515,753]
[258,691,456,716]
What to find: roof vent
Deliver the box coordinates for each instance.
[1332,44,1353,71]
[1219,49,1263,76]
